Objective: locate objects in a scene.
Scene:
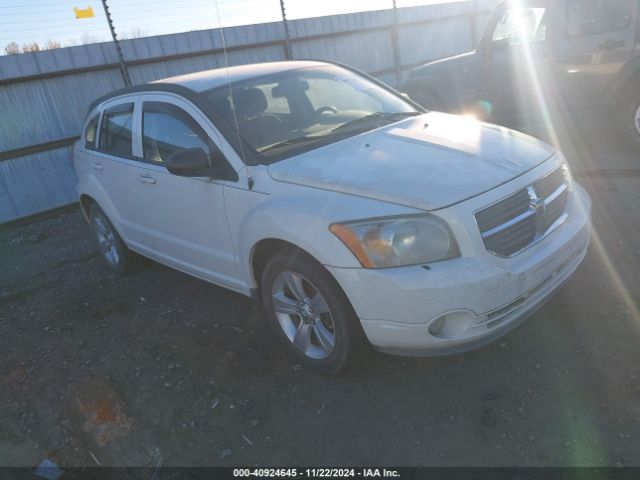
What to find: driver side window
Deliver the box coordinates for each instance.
[492,7,548,46]
[141,102,210,163]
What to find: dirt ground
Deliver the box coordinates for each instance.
[1,123,639,468]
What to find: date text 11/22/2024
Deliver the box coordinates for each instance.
[233,468,401,478]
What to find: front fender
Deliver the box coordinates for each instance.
[227,186,420,289]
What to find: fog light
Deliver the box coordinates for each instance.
[428,311,475,339]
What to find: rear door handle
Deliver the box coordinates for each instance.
[137,173,156,185]
[92,161,104,171]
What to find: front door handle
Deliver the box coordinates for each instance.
[92,161,104,171]
[137,173,156,185]
[599,39,625,51]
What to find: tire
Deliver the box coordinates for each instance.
[623,96,640,147]
[260,249,361,374]
[88,203,133,274]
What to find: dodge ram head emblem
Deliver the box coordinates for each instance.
[527,185,546,217]
[530,197,546,215]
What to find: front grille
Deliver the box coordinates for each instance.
[475,168,570,257]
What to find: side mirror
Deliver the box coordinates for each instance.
[166,148,210,176]
[166,147,238,181]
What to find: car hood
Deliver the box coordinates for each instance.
[267,112,556,211]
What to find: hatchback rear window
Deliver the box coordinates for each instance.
[99,103,134,157]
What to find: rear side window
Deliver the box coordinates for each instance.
[84,114,99,150]
[566,0,633,36]
[99,103,134,157]
[142,102,210,163]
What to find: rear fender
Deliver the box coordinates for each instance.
[76,172,127,242]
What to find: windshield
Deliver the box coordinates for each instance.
[203,65,420,164]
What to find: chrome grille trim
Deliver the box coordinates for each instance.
[481,207,536,239]
[544,182,568,205]
[475,167,571,257]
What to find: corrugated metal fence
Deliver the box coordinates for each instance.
[0,0,498,223]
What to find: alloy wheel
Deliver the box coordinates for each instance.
[271,271,336,360]
[93,215,120,266]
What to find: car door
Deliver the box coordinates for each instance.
[555,0,638,110]
[122,94,243,291]
[480,1,557,122]
[91,97,144,240]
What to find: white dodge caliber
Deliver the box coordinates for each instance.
[74,61,591,373]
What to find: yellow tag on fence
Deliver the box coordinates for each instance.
[74,7,95,19]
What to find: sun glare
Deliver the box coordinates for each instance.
[509,1,640,328]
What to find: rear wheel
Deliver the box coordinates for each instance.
[88,204,132,274]
[260,250,360,374]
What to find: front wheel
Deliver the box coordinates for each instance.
[260,250,360,374]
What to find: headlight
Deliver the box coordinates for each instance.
[330,215,459,268]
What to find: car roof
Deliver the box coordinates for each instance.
[152,60,329,93]
[87,60,331,113]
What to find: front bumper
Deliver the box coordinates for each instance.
[327,185,591,356]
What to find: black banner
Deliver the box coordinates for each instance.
[2,467,640,480]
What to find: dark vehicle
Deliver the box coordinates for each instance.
[401,0,640,145]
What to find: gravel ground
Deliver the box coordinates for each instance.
[1,124,639,468]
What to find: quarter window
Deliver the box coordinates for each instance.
[84,114,99,150]
[566,0,632,37]
[142,102,210,163]
[99,103,134,157]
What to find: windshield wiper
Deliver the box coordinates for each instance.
[259,112,421,155]
[259,134,336,154]
[332,111,421,133]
